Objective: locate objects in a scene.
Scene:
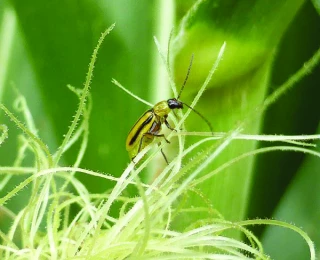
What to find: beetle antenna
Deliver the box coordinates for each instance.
[177,54,194,99]
[181,102,213,134]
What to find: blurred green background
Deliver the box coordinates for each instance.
[0,0,319,258]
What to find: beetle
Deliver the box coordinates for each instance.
[126,54,213,164]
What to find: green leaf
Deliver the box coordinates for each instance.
[261,124,320,259]
[6,0,154,194]
[170,0,306,230]
[248,1,320,238]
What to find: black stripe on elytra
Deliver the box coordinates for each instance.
[129,110,154,145]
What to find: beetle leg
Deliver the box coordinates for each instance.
[153,133,170,143]
[158,143,169,165]
[137,133,170,164]
[164,119,177,132]
[131,157,137,165]
[165,114,183,131]
[137,134,147,153]
[138,133,170,155]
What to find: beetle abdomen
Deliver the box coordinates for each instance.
[126,109,155,154]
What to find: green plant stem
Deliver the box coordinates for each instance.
[263,46,320,110]
[238,219,316,260]
[0,104,53,167]
[0,124,8,146]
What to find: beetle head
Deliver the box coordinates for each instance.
[167,98,183,109]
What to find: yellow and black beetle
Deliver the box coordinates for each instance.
[126,55,213,164]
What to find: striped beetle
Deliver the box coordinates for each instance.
[126,55,212,164]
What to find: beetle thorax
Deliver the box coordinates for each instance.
[153,100,171,117]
